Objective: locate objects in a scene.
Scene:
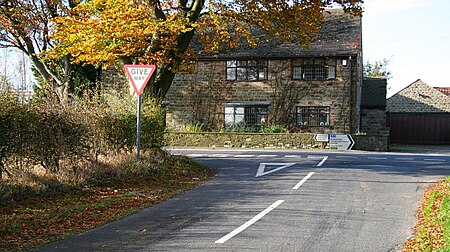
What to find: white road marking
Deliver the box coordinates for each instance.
[234,155,255,158]
[208,154,230,158]
[284,155,302,158]
[316,156,328,167]
[215,200,285,244]
[292,172,315,190]
[367,157,388,160]
[424,158,446,162]
[186,154,206,157]
[257,155,278,158]
[255,163,296,177]
[307,155,326,159]
[395,157,414,161]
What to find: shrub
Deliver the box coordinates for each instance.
[260,125,288,133]
[0,91,165,176]
[184,121,205,132]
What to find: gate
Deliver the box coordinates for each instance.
[387,113,450,144]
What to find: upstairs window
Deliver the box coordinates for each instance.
[226,60,268,81]
[292,58,336,80]
[296,106,330,126]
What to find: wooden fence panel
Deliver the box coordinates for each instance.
[387,113,450,144]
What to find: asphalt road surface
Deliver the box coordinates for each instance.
[37,149,450,251]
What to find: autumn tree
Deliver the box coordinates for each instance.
[0,0,101,104]
[48,0,363,100]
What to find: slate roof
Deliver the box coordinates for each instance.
[386,79,450,113]
[196,9,362,59]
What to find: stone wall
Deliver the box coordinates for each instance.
[165,132,389,151]
[360,108,386,133]
[165,58,359,134]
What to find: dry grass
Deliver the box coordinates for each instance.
[0,150,215,251]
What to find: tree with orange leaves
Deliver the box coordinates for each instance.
[4,0,363,100]
[0,0,103,104]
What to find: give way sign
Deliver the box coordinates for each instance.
[124,65,157,96]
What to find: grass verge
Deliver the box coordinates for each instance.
[0,151,215,251]
[403,177,450,251]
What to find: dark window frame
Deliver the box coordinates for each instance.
[224,105,269,131]
[296,106,331,127]
[226,60,268,81]
[292,58,337,81]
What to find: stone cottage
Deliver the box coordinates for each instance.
[164,9,363,134]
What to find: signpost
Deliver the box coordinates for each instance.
[314,134,329,142]
[124,65,157,161]
[329,134,355,150]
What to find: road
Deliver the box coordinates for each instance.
[37,149,449,251]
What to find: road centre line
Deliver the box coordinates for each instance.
[395,157,414,160]
[292,172,315,190]
[367,157,388,160]
[215,200,285,244]
[284,155,302,158]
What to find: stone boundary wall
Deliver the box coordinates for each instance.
[165,132,389,151]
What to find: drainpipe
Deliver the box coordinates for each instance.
[348,56,353,134]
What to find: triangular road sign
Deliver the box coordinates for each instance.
[124,65,157,96]
[255,163,296,177]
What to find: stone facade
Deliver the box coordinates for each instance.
[165,57,360,134]
[165,9,363,134]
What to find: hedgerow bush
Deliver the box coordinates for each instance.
[0,90,165,179]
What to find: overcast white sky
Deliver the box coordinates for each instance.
[362,0,450,97]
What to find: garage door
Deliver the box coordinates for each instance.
[387,113,450,144]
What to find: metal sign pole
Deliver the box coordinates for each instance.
[136,95,142,161]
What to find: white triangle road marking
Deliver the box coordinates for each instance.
[255,163,296,177]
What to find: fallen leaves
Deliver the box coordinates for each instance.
[402,177,450,251]
[0,153,214,251]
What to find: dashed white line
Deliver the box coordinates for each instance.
[284,155,302,158]
[257,155,278,158]
[292,172,315,190]
[234,155,255,158]
[395,157,414,161]
[215,200,285,244]
[316,156,328,167]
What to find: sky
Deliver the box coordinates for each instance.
[362,0,450,97]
